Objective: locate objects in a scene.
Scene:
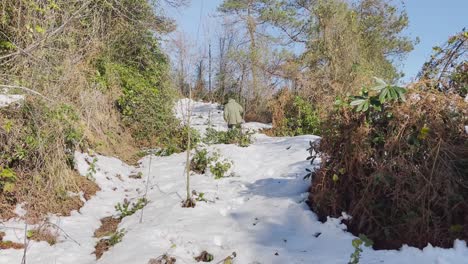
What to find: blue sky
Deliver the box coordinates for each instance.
[167,0,467,82]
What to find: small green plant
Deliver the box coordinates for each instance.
[209,158,232,179]
[108,229,125,246]
[115,198,148,218]
[86,157,98,181]
[349,234,373,264]
[0,167,16,193]
[192,190,208,203]
[191,148,211,174]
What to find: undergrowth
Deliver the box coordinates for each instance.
[268,89,321,136]
[0,0,176,219]
[203,127,253,147]
[309,78,468,249]
[190,148,233,179]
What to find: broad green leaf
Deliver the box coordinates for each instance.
[370,84,387,92]
[362,101,369,112]
[379,89,389,103]
[396,87,407,102]
[350,99,366,106]
[356,102,364,112]
[373,77,387,86]
[389,87,398,100]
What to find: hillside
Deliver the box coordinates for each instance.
[1,100,467,264]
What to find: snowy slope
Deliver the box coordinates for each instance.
[1,99,468,264]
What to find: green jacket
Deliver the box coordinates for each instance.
[223,99,244,125]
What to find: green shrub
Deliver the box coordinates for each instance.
[269,90,321,136]
[190,148,213,174]
[209,157,232,179]
[156,126,201,156]
[95,61,177,144]
[203,127,253,147]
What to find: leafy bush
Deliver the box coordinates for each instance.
[95,60,177,144]
[0,0,172,220]
[156,126,201,156]
[269,90,321,136]
[309,78,468,249]
[0,100,95,218]
[190,148,213,174]
[203,127,253,147]
[115,198,148,219]
[191,148,233,179]
[209,158,232,179]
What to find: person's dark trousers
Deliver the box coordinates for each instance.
[228,124,241,130]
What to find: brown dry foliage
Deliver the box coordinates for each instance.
[0,100,99,221]
[28,225,58,245]
[94,216,121,238]
[0,0,169,220]
[310,89,468,249]
[148,255,177,264]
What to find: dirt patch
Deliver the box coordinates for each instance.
[94,239,111,259]
[148,255,177,264]
[194,251,214,262]
[20,174,99,224]
[93,217,124,259]
[94,217,121,238]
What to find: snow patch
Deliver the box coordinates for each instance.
[0,94,24,107]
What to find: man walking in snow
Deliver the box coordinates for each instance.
[223,98,244,130]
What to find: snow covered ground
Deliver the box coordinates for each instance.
[1,99,468,264]
[0,94,24,108]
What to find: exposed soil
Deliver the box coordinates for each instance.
[148,254,177,264]
[94,216,121,238]
[94,239,111,260]
[93,216,122,259]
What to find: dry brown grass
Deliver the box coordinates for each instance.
[28,225,58,245]
[94,217,121,238]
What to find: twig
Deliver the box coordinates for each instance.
[21,223,28,264]
[45,222,81,246]
[139,152,154,223]
[0,0,92,61]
